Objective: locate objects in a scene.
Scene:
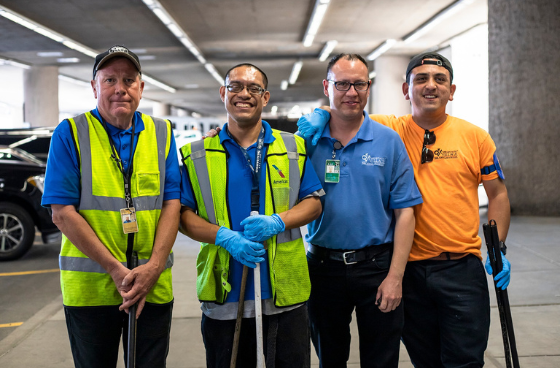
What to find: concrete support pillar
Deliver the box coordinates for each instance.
[24,66,59,127]
[152,102,171,117]
[371,55,410,116]
[489,0,560,215]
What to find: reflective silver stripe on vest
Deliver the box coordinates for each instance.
[73,113,166,212]
[190,140,217,225]
[59,253,174,273]
[277,133,302,244]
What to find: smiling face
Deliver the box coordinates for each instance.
[91,57,143,128]
[220,65,270,128]
[323,58,370,122]
[403,59,456,119]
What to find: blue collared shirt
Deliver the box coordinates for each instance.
[181,120,323,302]
[305,113,422,250]
[42,108,181,207]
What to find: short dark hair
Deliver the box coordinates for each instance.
[326,54,369,79]
[224,63,269,89]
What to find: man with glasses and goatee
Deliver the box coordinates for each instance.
[297,52,512,368]
[179,63,323,367]
[301,53,422,368]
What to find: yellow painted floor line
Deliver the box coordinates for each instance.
[0,269,59,277]
[0,322,23,328]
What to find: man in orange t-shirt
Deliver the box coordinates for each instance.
[297,52,512,367]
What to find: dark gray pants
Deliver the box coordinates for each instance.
[201,304,310,368]
[64,301,173,368]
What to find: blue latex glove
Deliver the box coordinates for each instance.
[485,251,511,290]
[240,214,285,242]
[296,108,330,146]
[215,227,265,268]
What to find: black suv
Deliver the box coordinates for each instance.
[0,143,60,261]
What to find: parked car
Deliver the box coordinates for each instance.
[174,129,202,164]
[0,127,54,161]
[0,146,60,261]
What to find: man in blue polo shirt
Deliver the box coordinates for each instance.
[42,46,181,368]
[179,63,323,368]
[304,54,422,368]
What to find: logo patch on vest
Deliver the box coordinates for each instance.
[272,165,285,178]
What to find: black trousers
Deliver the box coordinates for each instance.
[64,301,173,368]
[201,304,310,368]
[402,254,490,368]
[307,248,403,368]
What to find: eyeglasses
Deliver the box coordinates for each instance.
[328,80,371,92]
[225,83,266,95]
[421,129,436,164]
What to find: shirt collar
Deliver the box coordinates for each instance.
[219,120,275,147]
[320,111,373,143]
[91,108,145,136]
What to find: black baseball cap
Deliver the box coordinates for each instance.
[92,45,141,79]
[405,52,453,83]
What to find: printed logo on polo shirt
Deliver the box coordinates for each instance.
[433,148,458,160]
[361,153,386,167]
[272,165,288,184]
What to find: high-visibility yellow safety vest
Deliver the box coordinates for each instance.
[181,129,311,307]
[59,111,174,307]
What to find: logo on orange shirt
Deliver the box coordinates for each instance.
[433,148,458,160]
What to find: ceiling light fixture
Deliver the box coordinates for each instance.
[366,39,397,61]
[403,0,476,44]
[57,57,80,63]
[289,61,303,85]
[318,40,338,62]
[280,80,289,90]
[58,75,90,87]
[0,57,30,69]
[0,5,176,92]
[142,0,219,83]
[303,0,331,47]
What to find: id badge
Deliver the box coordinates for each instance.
[325,159,340,183]
[120,207,139,234]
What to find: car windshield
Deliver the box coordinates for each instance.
[0,147,45,166]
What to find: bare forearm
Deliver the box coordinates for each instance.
[51,204,122,273]
[277,196,322,230]
[150,199,181,272]
[181,207,221,244]
[388,207,415,279]
[487,192,510,241]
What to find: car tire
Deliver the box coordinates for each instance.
[0,202,36,261]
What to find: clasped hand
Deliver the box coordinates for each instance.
[215,227,266,268]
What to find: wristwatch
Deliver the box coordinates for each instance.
[499,241,507,255]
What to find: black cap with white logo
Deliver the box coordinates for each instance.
[92,45,141,79]
[405,52,453,84]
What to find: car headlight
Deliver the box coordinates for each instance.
[27,174,45,193]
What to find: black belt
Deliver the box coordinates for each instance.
[308,243,393,265]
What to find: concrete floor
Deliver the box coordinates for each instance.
[0,212,559,367]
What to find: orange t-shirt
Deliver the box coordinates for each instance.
[370,114,499,261]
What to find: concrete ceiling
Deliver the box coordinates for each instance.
[0,0,487,117]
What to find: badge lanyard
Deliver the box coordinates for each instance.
[325,140,342,183]
[100,117,138,267]
[226,125,265,212]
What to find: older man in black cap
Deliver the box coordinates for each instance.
[42,45,181,368]
[297,52,512,368]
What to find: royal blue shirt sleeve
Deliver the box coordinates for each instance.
[163,131,181,201]
[42,120,81,207]
[180,163,197,209]
[389,139,423,209]
[298,155,323,199]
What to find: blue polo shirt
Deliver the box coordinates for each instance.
[180,120,323,302]
[305,113,422,250]
[42,108,181,207]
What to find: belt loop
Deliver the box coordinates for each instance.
[446,252,451,260]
